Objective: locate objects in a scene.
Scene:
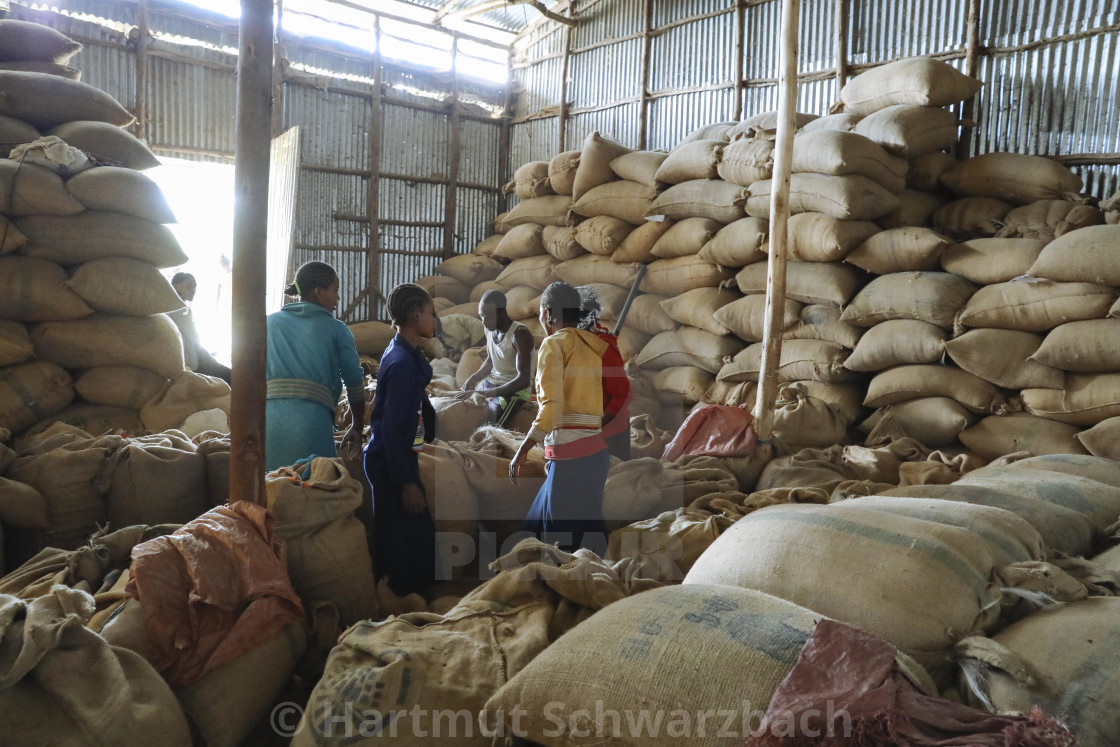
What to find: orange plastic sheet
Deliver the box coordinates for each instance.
[662,404,757,461]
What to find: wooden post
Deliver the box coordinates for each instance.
[497,51,512,231]
[230,0,274,506]
[557,21,572,151]
[752,0,799,445]
[637,0,654,149]
[957,0,982,160]
[367,15,384,319]
[135,0,148,141]
[444,33,462,260]
[834,0,849,88]
[733,0,746,119]
[271,0,284,138]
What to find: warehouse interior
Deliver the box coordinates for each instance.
[3,0,1120,744]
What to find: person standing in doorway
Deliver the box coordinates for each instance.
[168,272,233,384]
[265,261,366,471]
[458,289,534,427]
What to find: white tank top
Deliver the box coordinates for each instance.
[485,320,525,387]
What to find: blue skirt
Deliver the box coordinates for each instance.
[524,448,610,555]
[265,398,338,472]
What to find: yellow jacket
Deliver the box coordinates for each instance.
[528,327,608,444]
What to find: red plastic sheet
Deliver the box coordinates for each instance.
[662,404,757,461]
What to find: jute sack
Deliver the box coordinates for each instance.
[853,104,959,158]
[432,392,490,442]
[747,173,901,221]
[602,457,675,529]
[582,283,629,324]
[800,112,863,133]
[955,597,1120,747]
[472,234,502,257]
[0,160,83,217]
[713,294,800,342]
[16,211,189,267]
[47,120,161,170]
[0,360,73,435]
[681,121,737,143]
[642,255,732,295]
[653,366,714,405]
[0,71,134,128]
[504,285,542,320]
[417,274,471,304]
[461,448,546,536]
[418,441,481,576]
[574,215,634,255]
[654,139,723,184]
[611,219,671,263]
[648,179,749,224]
[845,227,952,274]
[931,197,1013,238]
[0,19,82,63]
[108,439,209,526]
[774,395,848,447]
[196,434,231,506]
[295,601,552,747]
[783,304,864,349]
[0,214,26,254]
[608,508,735,582]
[481,585,829,747]
[265,457,379,624]
[1077,417,1120,460]
[649,217,721,258]
[683,501,1049,669]
[957,280,1116,332]
[716,136,774,186]
[495,254,559,290]
[548,149,580,195]
[729,111,820,140]
[940,237,1045,284]
[0,114,39,150]
[736,259,864,306]
[507,160,554,199]
[844,319,946,372]
[718,340,855,384]
[697,216,769,266]
[625,294,677,335]
[65,166,175,223]
[1028,224,1120,285]
[573,132,632,200]
[68,257,185,316]
[503,195,573,227]
[617,327,651,362]
[790,130,908,192]
[0,320,32,366]
[0,475,48,529]
[141,372,230,432]
[840,271,977,330]
[541,225,585,261]
[348,320,395,357]
[1022,375,1120,427]
[865,365,1004,413]
[859,397,974,448]
[436,254,504,285]
[941,153,1082,205]
[635,327,742,373]
[609,150,667,187]
[439,314,485,354]
[945,328,1064,389]
[780,212,878,262]
[996,199,1104,243]
[570,180,656,224]
[0,61,81,79]
[18,405,143,446]
[658,287,738,336]
[789,380,865,423]
[907,151,958,191]
[879,188,949,228]
[959,413,1087,461]
[838,56,983,115]
[554,254,641,288]
[0,256,92,322]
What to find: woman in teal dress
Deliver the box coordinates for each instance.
[265,261,366,471]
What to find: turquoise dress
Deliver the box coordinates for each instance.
[264,302,365,471]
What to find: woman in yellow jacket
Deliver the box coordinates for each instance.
[510,281,610,554]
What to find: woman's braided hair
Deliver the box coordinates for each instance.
[285,261,336,299]
[386,283,433,326]
[540,281,582,325]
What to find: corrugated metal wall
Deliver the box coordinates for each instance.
[511,0,1120,200]
[5,0,509,322]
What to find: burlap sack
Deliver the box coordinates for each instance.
[504,195,574,228]
[788,380,864,423]
[682,122,738,143]
[0,476,48,529]
[790,129,908,191]
[653,366,714,406]
[611,219,671,264]
[1028,224,1120,285]
[845,319,946,372]
[712,293,801,342]
[417,274,471,305]
[548,149,580,195]
[0,256,93,322]
[865,364,1004,413]
[747,173,901,221]
[717,136,775,186]
[432,392,490,442]
[574,215,634,255]
[554,254,641,288]
[140,371,230,433]
[840,271,977,330]
[697,216,769,267]
[507,161,554,199]
[493,223,546,260]
[650,217,721,258]
[718,340,854,384]
[472,234,502,257]
[941,152,1082,205]
[1077,417,1120,460]
[625,294,677,335]
[617,327,652,363]
[783,307,864,350]
[779,212,879,263]
[0,19,81,63]
[0,114,39,151]
[0,70,133,127]
[602,458,676,530]
[541,225,585,260]
[19,405,143,445]
[648,179,749,224]
[418,440,480,543]
[878,188,949,228]
[570,180,659,225]
[940,237,1045,284]
[658,287,737,336]
[439,314,485,355]
[959,413,1087,461]
[654,139,723,184]
[800,112,863,133]
[582,283,630,323]
[0,214,26,255]
[608,508,734,582]
[845,227,952,274]
[349,320,395,357]
[573,132,632,200]
[436,254,504,286]
[772,388,852,448]
[838,56,983,114]
[107,435,209,527]
[852,104,959,158]
[461,448,546,535]
[736,260,864,306]
[641,255,731,296]
[495,255,559,290]
[996,199,1103,243]
[931,196,1013,238]
[0,359,73,435]
[1022,374,1120,427]
[635,327,742,373]
[0,159,83,217]
[946,328,1064,389]
[859,396,974,448]
[729,111,819,140]
[907,151,958,190]
[65,166,176,223]
[609,150,667,187]
[957,280,1116,332]
[48,120,161,170]
[500,285,540,320]
[16,211,189,267]
[67,257,185,316]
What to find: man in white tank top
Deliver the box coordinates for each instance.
[459,289,534,426]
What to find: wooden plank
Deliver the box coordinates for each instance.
[557,21,572,152]
[957,0,982,160]
[733,0,746,120]
[835,0,849,88]
[134,0,148,142]
[638,0,654,150]
[444,34,462,260]
[367,16,384,321]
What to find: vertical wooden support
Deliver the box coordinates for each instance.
[497,52,513,231]
[134,0,148,141]
[271,0,284,138]
[733,0,746,120]
[957,0,982,160]
[557,22,572,152]
[835,0,849,88]
[230,0,274,506]
[444,33,462,260]
[637,0,654,149]
[367,16,384,318]
[753,0,799,444]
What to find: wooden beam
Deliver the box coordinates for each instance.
[638,0,654,150]
[301,163,502,193]
[367,15,384,321]
[230,0,274,506]
[557,20,572,151]
[444,33,462,260]
[733,0,746,120]
[1051,152,1120,165]
[957,0,982,160]
[134,0,149,142]
[443,0,576,28]
[498,52,513,233]
[834,0,849,88]
[271,0,284,138]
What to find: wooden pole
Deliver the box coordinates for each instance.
[444,33,462,260]
[497,50,512,231]
[367,15,384,319]
[230,0,274,506]
[134,0,148,141]
[834,0,849,88]
[271,0,284,138]
[957,0,982,160]
[733,0,746,120]
[752,0,799,445]
[557,21,572,152]
[638,0,654,150]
